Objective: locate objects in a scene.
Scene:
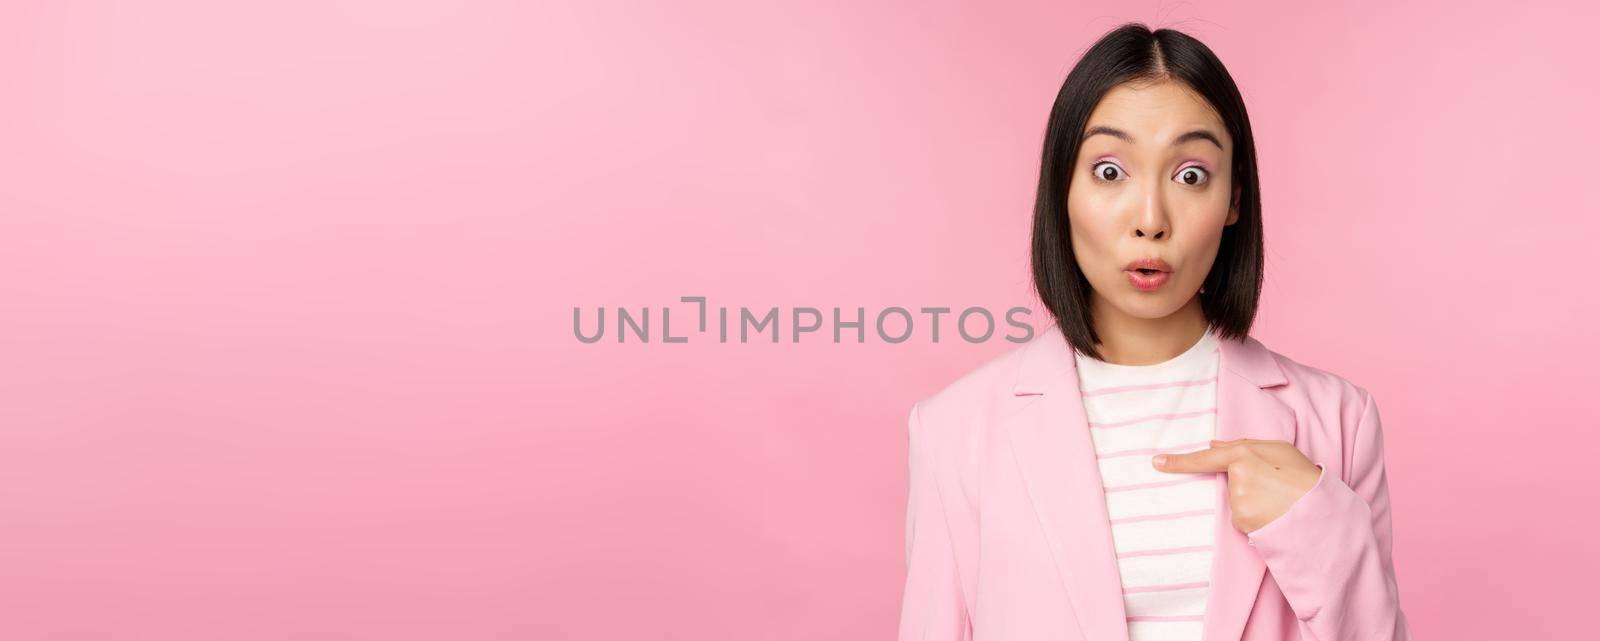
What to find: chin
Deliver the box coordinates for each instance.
[1110,292,1190,319]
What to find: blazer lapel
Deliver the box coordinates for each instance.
[1004,325,1297,641]
[1203,331,1297,641]
[1005,325,1128,641]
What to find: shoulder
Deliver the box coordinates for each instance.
[912,343,1028,422]
[907,340,1033,443]
[901,341,1033,497]
[1269,343,1369,397]
[1253,337,1378,432]
[906,322,1081,454]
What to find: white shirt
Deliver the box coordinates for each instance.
[1072,326,1222,641]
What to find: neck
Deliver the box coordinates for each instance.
[1087,294,1210,365]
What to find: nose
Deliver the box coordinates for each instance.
[1132,187,1170,239]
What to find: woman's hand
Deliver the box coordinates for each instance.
[1151,439,1322,534]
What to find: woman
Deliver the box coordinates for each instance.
[897,23,1411,641]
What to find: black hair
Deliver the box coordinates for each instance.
[1030,22,1263,361]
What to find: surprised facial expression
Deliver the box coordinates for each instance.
[1066,79,1241,320]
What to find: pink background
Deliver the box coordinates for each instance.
[2,1,1595,639]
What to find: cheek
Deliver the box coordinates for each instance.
[1171,187,1233,244]
[1174,214,1228,284]
[1183,232,1224,275]
[1205,184,1234,217]
[1065,190,1119,258]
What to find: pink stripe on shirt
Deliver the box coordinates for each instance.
[1074,326,1223,637]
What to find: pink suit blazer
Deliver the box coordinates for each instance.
[898,325,1411,641]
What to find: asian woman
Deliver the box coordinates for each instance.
[897,23,1411,641]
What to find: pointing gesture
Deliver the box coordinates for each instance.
[1153,439,1323,535]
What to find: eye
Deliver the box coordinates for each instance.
[1089,160,1126,183]
[1174,165,1209,186]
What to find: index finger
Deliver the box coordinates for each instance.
[1152,445,1237,473]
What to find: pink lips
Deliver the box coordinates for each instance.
[1125,269,1170,291]
[1123,257,1173,292]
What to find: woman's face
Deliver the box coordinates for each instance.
[1066,79,1241,323]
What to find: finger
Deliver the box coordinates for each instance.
[1153,445,1236,473]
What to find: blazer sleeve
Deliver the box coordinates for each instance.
[897,402,973,641]
[1245,389,1413,641]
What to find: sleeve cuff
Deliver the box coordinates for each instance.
[1242,462,1381,623]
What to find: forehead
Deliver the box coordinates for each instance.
[1084,80,1229,147]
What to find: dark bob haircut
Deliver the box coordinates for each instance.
[1030,23,1263,361]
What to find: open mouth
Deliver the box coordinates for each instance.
[1134,268,1162,275]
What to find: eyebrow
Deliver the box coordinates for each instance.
[1082,126,1224,151]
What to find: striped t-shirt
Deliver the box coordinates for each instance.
[1073,326,1221,641]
